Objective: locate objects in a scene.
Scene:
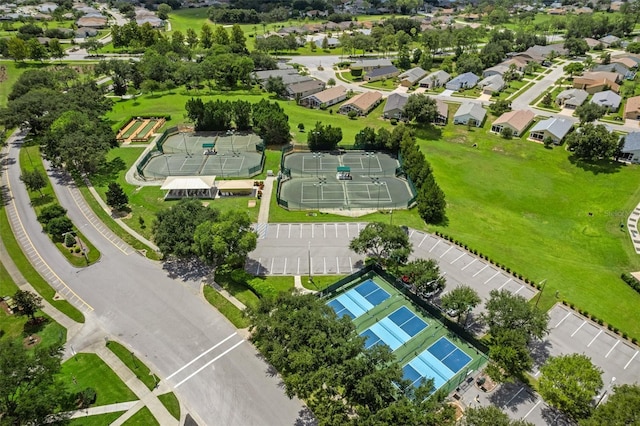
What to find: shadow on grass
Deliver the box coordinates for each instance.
[568,154,624,175]
[412,125,443,141]
[30,194,53,207]
[89,157,127,187]
[23,316,49,335]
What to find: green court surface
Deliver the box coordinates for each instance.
[325,272,487,394]
[283,151,399,178]
[122,120,143,139]
[136,120,158,139]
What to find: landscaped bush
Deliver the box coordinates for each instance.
[621,273,640,294]
[78,387,97,408]
[37,204,67,225]
[47,216,74,242]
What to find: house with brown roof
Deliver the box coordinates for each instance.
[490,110,535,137]
[76,16,107,28]
[339,91,383,116]
[434,99,448,125]
[572,71,621,94]
[612,57,639,69]
[300,86,347,108]
[624,96,640,120]
[584,38,601,49]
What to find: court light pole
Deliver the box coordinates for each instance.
[312,152,323,178]
[365,151,375,178]
[164,155,171,176]
[308,241,312,284]
[376,181,386,210]
[314,180,324,211]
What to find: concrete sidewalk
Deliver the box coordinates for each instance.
[257,176,276,224]
[66,401,138,419]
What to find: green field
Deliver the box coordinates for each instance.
[122,407,159,426]
[106,341,157,391]
[157,392,180,420]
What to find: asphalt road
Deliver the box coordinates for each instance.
[2,133,308,426]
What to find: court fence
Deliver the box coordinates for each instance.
[135,150,162,178]
[155,126,179,153]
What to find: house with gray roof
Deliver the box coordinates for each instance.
[478,74,506,94]
[593,62,636,80]
[287,80,325,100]
[315,37,339,48]
[590,90,622,111]
[529,117,573,144]
[351,58,393,71]
[620,132,640,163]
[419,70,450,89]
[254,69,300,81]
[364,65,400,82]
[556,88,588,109]
[599,35,621,47]
[446,72,479,91]
[383,93,409,119]
[453,102,486,126]
[482,64,510,78]
[398,67,427,87]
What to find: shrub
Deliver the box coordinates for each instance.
[74,247,81,253]
[348,110,358,119]
[47,216,74,242]
[608,324,613,330]
[570,303,575,309]
[37,204,67,225]
[621,273,640,294]
[633,337,637,344]
[64,232,75,247]
[78,387,97,408]
[390,118,398,125]
[623,333,628,339]
[562,300,568,306]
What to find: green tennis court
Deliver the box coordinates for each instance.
[283,151,399,177]
[161,132,260,155]
[141,151,263,179]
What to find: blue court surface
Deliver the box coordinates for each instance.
[360,307,427,351]
[387,306,428,337]
[326,280,390,319]
[403,337,472,390]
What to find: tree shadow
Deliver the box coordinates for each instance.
[162,256,212,282]
[0,185,11,206]
[90,157,126,187]
[245,258,266,276]
[30,194,53,207]
[412,125,443,141]
[567,154,624,175]
[540,404,573,426]
[47,166,73,187]
[488,382,537,412]
[294,408,317,426]
[23,316,49,335]
[529,338,553,367]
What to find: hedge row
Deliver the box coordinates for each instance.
[621,272,640,294]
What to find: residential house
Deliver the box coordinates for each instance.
[419,70,450,89]
[478,74,506,94]
[610,1,624,11]
[574,6,593,14]
[315,37,339,48]
[351,58,393,72]
[398,67,427,87]
[75,27,98,38]
[619,132,640,162]
[502,57,528,72]
[624,96,640,120]
[516,44,568,63]
[76,16,108,28]
[445,72,479,91]
[287,80,325,100]
[482,64,510,78]
[490,110,535,136]
[453,103,486,126]
[584,38,601,49]
[339,91,383,116]
[590,90,622,111]
[254,68,300,82]
[434,99,449,125]
[572,71,621,94]
[364,65,400,82]
[529,117,573,144]
[593,62,636,80]
[136,8,164,27]
[612,56,640,69]
[599,35,621,47]
[556,88,589,109]
[383,93,409,119]
[301,86,347,108]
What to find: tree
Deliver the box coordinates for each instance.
[153,199,219,258]
[580,384,640,425]
[307,121,343,151]
[265,75,288,98]
[489,99,511,116]
[456,53,484,75]
[327,77,336,87]
[564,37,589,56]
[12,290,43,321]
[566,123,619,160]
[483,289,549,340]
[251,99,291,145]
[232,100,252,131]
[486,328,534,383]
[541,92,553,107]
[20,169,47,197]
[564,62,585,77]
[575,102,607,124]
[539,354,603,420]
[106,182,129,211]
[404,94,438,124]
[157,3,172,20]
[401,259,446,296]
[47,38,64,62]
[463,406,534,426]
[47,216,73,242]
[440,285,480,324]
[7,37,28,61]
[349,222,412,267]
[200,24,213,49]
[230,24,247,53]
[193,210,257,272]
[417,174,446,224]
[0,340,71,425]
[213,26,230,45]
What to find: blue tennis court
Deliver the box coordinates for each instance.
[353,279,391,306]
[402,337,472,390]
[326,280,390,319]
[428,337,472,374]
[387,306,428,337]
[360,317,412,351]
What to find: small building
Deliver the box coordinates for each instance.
[383,93,409,119]
[254,68,300,82]
[584,38,601,49]
[592,62,635,80]
[419,70,450,89]
[573,71,622,93]
[364,65,400,82]
[351,58,393,72]
[590,90,622,111]
[434,99,448,125]
[161,176,217,199]
[453,103,486,126]
[478,74,506,94]
[398,67,427,87]
[445,72,479,91]
[611,56,639,70]
[490,110,535,136]
[529,117,573,144]
[517,44,568,63]
[76,16,108,28]
[287,80,325,100]
[502,57,528,72]
[556,88,588,109]
[339,91,383,116]
[75,27,98,38]
[599,35,621,47]
[482,64,510,78]
[315,37,339,48]
[301,86,347,108]
[624,96,640,120]
[619,132,640,163]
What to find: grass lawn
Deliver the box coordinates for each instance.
[362,79,396,91]
[203,285,250,328]
[303,275,347,290]
[68,412,126,425]
[59,353,138,406]
[157,392,180,420]
[19,146,101,266]
[106,341,157,391]
[416,123,640,339]
[122,407,159,426]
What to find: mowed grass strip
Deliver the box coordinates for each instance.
[68,411,126,425]
[122,406,159,426]
[203,285,250,328]
[106,341,157,391]
[157,392,180,420]
[59,353,138,406]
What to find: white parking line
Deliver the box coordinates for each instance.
[409,230,415,238]
[514,285,524,294]
[505,387,525,406]
[270,258,274,273]
[283,258,287,274]
[323,257,326,274]
[175,341,244,388]
[335,223,338,238]
[336,257,339,274]
[461,259,477,271]
[418,234,428,247]
[349,257,353,273]
[587,330,602,347]
[312,224,315,238]
[450,253,466,264]
[497,278,512,290]
[439,246,453,258]
[346,225,349,238]
[429,239,441,253]
[288,224,291,238]
[554,311,572,328]
[166,333,237,380]
[297,257,300,275]
[606,340,620,358]
[625,350,638,370]
[484,271,501,284]
[276,224,280,238]
[256,258,261,275]
[523,400,541,419]
[323,224,326,238]
[571,320,586,337]
[472,264,488,277]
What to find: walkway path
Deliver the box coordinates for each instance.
[257,176,275,224]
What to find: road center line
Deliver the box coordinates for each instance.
[571,320,586,337]
[166,332,237,380]
[587,330,602,347]
[175,340,244,388]
[605,340,620,358]
[625,350,638,370]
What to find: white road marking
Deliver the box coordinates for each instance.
[256,259,261,275]
[166,333,237,380]
[297,257,300,275]
[270,258,274,273]
[323,257,326,274]
[335,223,338,238]
[497,278,512,290]
[461,259,477,271]
[346,225,349,238]
[283,258,287,274]
[288,224,291,238]
[450,253,466,264]
[312,224,314,238]
[472,264,488,277]
[300,225,303,238]
[605,340,620,358]
[418,234,428,247]
[505,387,524,406]
[429,239,440,253]
[571,320,586,337]
[439,246,453,258]
[554,311,572,328]
[484,271,501,284]
[323,223,326,238]
[336,257,339,274]
[349,257,353,273]
[523,400,541,419]
[588,330,602,347]
[625,350,638,370]
[175,341,244,388]
[276,224,280,238]
[514,285,524,294]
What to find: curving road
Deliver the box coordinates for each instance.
[1,133,308,425]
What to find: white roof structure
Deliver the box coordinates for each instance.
[161,176,216,190]
[216,180,255,190]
